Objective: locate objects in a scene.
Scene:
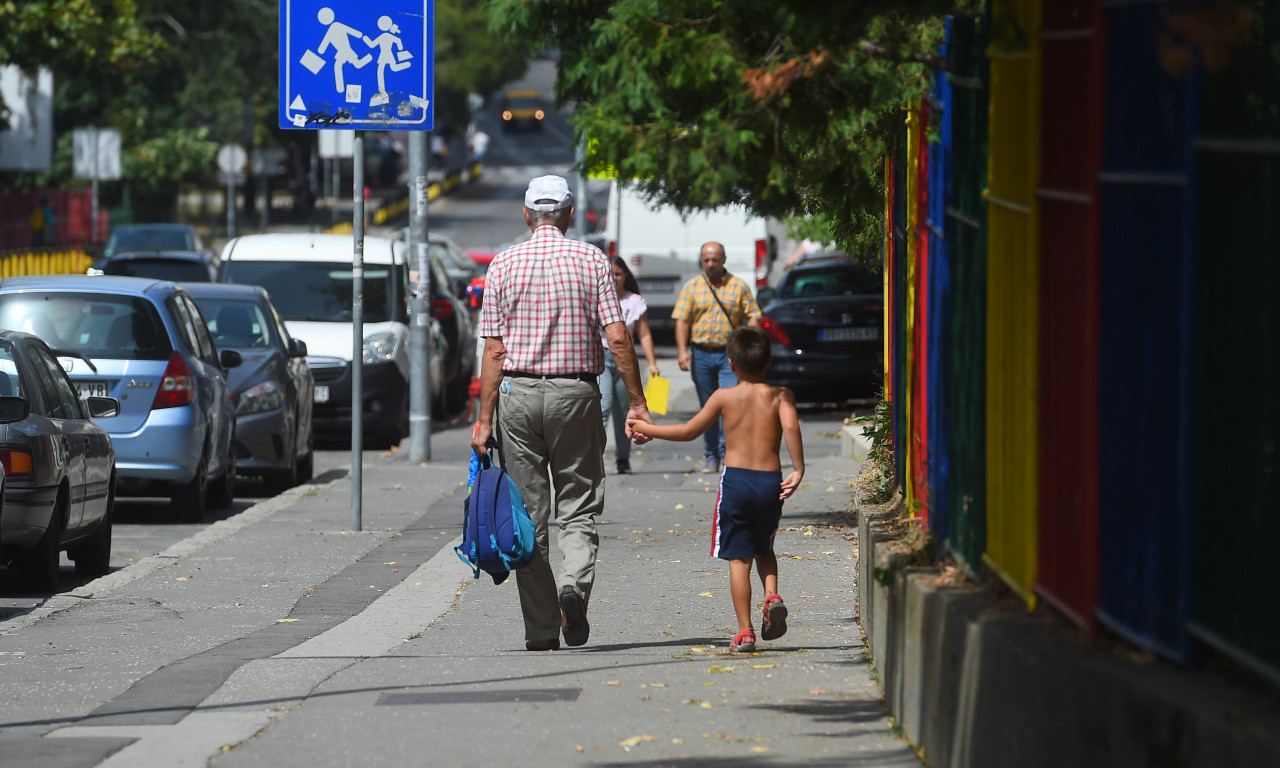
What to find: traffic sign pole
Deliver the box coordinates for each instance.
[408,133,432,463]
[352,133,365,532]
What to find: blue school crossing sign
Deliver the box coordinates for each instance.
[280,0,434,130]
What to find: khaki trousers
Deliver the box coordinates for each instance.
[497,377,606,642]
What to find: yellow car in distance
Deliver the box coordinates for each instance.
[500,89,545,132]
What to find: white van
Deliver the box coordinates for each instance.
[218,233,444,445]
[602,181,780,336]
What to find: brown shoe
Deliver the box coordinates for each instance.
[559,585,590,647]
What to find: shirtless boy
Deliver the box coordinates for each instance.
[629,326,805,651]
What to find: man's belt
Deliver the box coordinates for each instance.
[690,342,726,353]
[505,370,596,383]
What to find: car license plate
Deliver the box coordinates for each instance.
[638,278,678,293]
[77,381,108,398]
[819,327,879,342]
[314,385,330,404]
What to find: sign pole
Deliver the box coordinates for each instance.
[408,132,432,463]
[351,133,365,532]
[227,174,235,240]
[91,131,99,246]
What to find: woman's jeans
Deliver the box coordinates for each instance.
[598,349,630,461]
[691,346,737,459]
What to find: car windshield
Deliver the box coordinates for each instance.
[0,341,23,399]
[221,261,397,323]
[104,258,210,282]
[104,228,194,257]
[193,298,273,349]
[0,292,171,360]
[781,262,881,299]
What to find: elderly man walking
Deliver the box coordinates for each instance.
[672,241,762,474]
[471,175,652,651]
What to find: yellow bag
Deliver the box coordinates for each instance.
[644,375,670,416]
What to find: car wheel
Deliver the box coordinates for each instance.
[266,443,300,496]
[208,445,236,509]
[296,439,315,484]
[172,450,208,522]
[71,481,113,578]
[19,489,65,592]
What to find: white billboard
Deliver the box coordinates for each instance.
[73,128,122,180]
[0,66,54,171]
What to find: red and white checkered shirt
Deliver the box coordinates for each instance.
[478,225,622,375]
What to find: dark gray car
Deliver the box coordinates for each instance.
[185,282,315,493]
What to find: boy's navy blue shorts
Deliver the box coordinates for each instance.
[711,467,783,560]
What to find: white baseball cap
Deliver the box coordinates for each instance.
[524,175,573,212]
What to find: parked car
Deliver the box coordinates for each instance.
[754,254,884,403]
[99,224,216,266]
[99,250,218,282]
[414,243,476,416]
[0,330,119,591]
[403,232,483,301]
[499,89,545,132]
[217,233,446,446]
[184,282,315,493]
[0,275,242,522]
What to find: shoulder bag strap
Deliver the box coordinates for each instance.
[702,274,737,329]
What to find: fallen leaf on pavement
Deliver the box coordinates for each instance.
[277,618,300,623]
[699,591,714,597]
[707,665,733,674]
[618,735,656,747]
[605,680,620,686]
[750,664,776,669]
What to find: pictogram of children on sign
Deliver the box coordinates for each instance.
[309,7,373,96]
[364,16,413,96]
[299,9,415,106]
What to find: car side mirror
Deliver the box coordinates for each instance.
[756,287,777,305]
[220,349,243,369]
[288,338,308,358]
[85,396,120,419]
[0,395,29,423]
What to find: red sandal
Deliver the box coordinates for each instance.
[761,593,788,641]
[731,629,757,652]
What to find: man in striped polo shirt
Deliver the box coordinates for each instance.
[672,241,763,474]
[472,175,652,651]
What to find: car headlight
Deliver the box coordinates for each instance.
[363,331,399,364]
[237,379,285,415]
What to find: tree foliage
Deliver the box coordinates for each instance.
[3,0,527,219]
[488,0,951,251]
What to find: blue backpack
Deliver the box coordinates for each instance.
[455,449,535,584]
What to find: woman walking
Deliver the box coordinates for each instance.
[600,256,659,473]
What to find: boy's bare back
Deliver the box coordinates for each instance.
[717,381,794,472]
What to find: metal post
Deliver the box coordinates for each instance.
[575,137,587,237]
[351,133,365,532]
[91,131,100,246]
[408,132,433,462]
[227,175,236,240]
[332,158,340,226]
[260,175,269,230]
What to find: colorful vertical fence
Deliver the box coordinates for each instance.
[942,13,990,574]
[1188,1,1280,683]
[886,1,1273,683]
[1034,0,1104,632]
[1095,0,1197,661]
[983,0,1042,608]
[925,38,953,549]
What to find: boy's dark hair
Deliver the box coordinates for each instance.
[727,326,771,375]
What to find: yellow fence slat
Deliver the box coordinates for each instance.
[983,0,1042,609]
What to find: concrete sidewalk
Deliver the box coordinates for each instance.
[0,375,903,766]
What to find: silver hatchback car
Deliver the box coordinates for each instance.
[0,275,242,522]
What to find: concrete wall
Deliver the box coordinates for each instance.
[856,501,1280,768]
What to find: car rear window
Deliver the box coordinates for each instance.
[221,261,399,323]
[781,262,881,299]
[0,292,172,360]
[104,258,210,282]
[106,228,194,255]
[0,341,23,399]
